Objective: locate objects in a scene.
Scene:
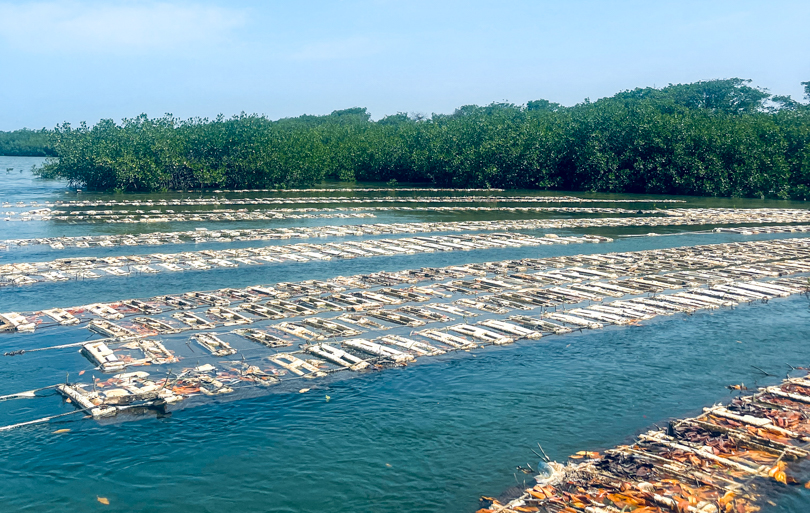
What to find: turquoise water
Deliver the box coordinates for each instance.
[0,157,809,512]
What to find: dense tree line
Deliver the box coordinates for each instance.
[0,129,55,157]
[31,79,810,199]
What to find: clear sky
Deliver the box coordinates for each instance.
[0,0,808,131]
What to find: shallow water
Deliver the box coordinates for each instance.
[1,299,809,512]
[0,157,809,512]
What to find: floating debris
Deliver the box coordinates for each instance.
[172,311,216,330]
[80,337,178,372]
[268,353,326,378]
[376,335,445,356]
[172,364,235,395]
[274,322,326,342]
[305,343,369,370]
[192,333,238,357]
[57,371,183,418]
[478,319,542,339]
[342,338,414,363]
[7,193,679,211]
[132,317,184,334]
[1,228,809,432]
[479,372,810,513]
[232,328,290,348]
[81,341,126,372]
[87,320,139,340]
[449,324,514,345]
[3,238,809,337]
[1,209,806,249]
[0,312,35,332]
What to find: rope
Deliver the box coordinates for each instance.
[0,410,87,432]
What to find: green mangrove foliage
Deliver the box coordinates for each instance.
[33,79,810,198]
[0,129,55,157]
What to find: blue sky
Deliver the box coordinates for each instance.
[0,0,808,130]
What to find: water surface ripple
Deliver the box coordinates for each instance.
[0,298,807,512]
[1,157,809,512]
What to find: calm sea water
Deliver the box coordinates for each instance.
[0,157,808,512]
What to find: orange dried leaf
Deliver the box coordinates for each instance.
[718,491,735,507]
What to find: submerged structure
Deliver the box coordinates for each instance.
[1,192,809,507]
[0,235,808,436]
